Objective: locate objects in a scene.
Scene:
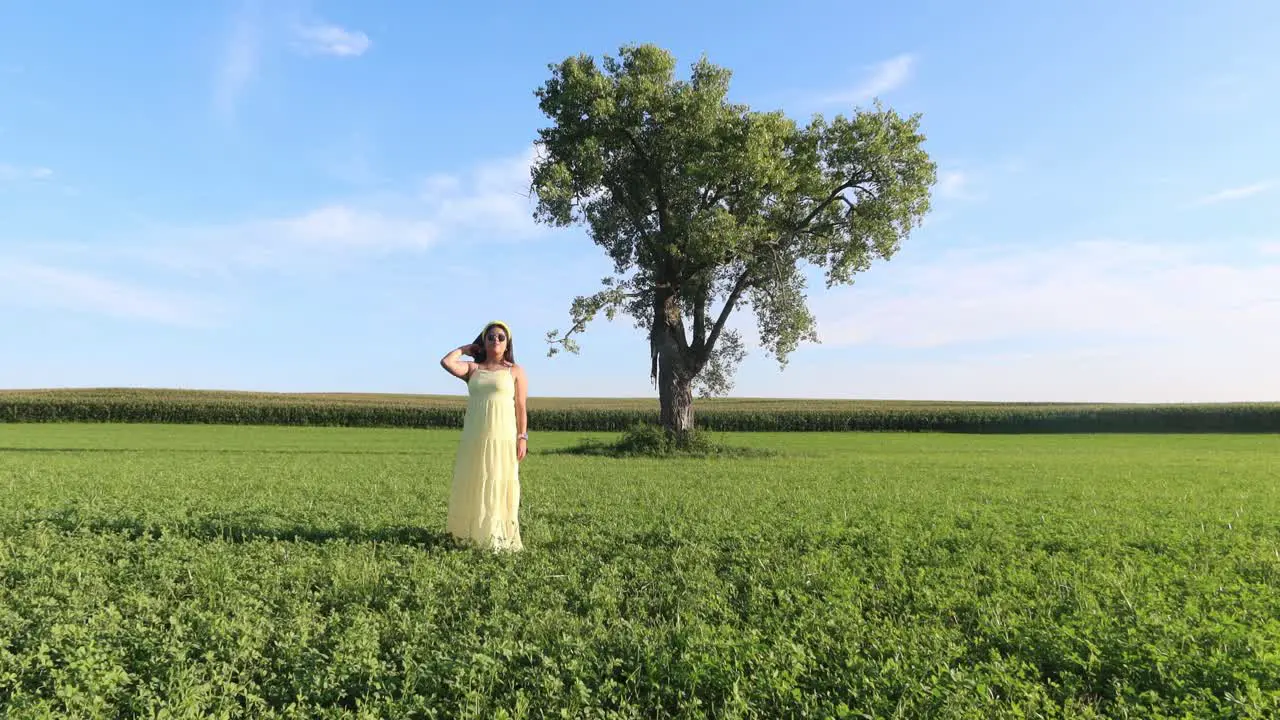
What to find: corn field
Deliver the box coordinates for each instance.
[2,388,1278,433]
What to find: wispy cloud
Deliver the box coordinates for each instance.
[931,157,1029,203]
[0,164,53,182]
[44,146,547,275]
[936,170,972,199]
[418,146,541,238]
[291,21,371,57]
[820,54,916,106]
[1183,56,1280,117]
[1193,181,1272,205]
[3,146,548,333]
[813,239,1280,350]
[236,148,537,267]
[802,337,1280,403]
[217,204,441,263]
[214,0,263,122]
[214,3,370,121]
[0,261,221,326]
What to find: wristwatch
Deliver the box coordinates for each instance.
[517,433,528,441]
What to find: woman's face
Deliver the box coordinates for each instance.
[484,325,508,356]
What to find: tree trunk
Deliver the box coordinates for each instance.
[651,284,696,441]
[658,354,694,439]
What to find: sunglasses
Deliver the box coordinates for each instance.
[486,333,507,342]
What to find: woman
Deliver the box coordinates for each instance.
[439,320,528,551]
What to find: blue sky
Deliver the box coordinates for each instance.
[2,0,1278,401]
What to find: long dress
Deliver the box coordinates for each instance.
[445,366,523,551]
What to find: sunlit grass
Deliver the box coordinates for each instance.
[2,424,1278,717]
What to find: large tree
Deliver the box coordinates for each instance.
[530,44,936,438]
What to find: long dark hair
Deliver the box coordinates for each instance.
[472,322,515,365]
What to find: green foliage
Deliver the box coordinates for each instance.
[2,388,1280,433]
[609,422,680,455]
[2,425,1278,716]
[530,43,937,398]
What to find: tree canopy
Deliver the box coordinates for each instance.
[531,44,936,432]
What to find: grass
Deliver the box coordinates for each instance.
[1,424,1278,717]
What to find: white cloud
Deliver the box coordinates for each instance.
[257,204,438,251]
[115,206,438,276]
[813,239,1280,351]
[1194,181,1272,205]
[420,174,462,197]
[790,339,1280,403]
[1183,58,1279,117]
[52,146,547,275]
[284,206,419,246]
[214,4,370,121]
[0,164,53,181]
[214,0,263,121]
[271,145,539,255]
[292,22,371,57]
[419,146,540,238]
[933,155,1030,203]
[821,54,915,106]
[936,170,972,199]
[0,261,221,326]
[759,239,1280,402]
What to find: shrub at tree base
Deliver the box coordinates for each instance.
[555,424,776,458]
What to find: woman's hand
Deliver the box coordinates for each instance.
[517,437,527,461]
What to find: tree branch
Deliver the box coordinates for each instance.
[619,189,657,247]
[547,285,644,356]
[699,268,752,364]
[692,282,708,352]
[698,183,714,210]
[797,181,854,229]
[619,126,678,281]
[619,126,652,166]
[697,182,729,213]
[547,319,591,355]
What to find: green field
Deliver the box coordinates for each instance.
[2,424,1279,717]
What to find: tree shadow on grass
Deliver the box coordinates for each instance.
[538,424,782,460]
[27,509,460,550]
[539,437,780,460]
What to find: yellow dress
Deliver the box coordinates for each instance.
[445,366,523,551]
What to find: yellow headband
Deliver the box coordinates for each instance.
[484,320,511,340]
